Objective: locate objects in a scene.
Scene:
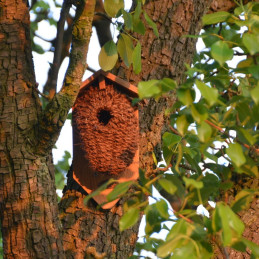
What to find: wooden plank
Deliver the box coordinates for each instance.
[98,74,106,89]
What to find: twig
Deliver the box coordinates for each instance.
[31,83,50,100]
[175,212,193,223]
[35,88,51,100]
[212,236,229,259]
[205,119,259,155]
[154,164,172,173]
[205,119,224,133]
[169,125,181,136]
[86,65,97,73]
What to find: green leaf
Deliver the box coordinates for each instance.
[250,14,259,34]
[157,237,182,258]
[237,128,257,146]
[226,143,246,168]
[122,9,133,30]
[162,132,181,150]
[138,80,160,99]
[167,219,190,240]
[231,190,255,213]
[183,177,203,189]
[160,78,177,92]
[216,203,245,246]
[32,42,45,54]
[176,115,189,136]
[133,19,145,35]
[211,41,234,66]
[103,40,117,56]
[133,42,142,74]
[117,33,134,67]
[191,103,208,123]
[107,181,133,201]
[175,143,183,174]
[242,238,259,258]
[177,88,195,106]
[231,241,247,252]
[237,58,254,69]
[162,147,172,166]
[145,204,162,235]
[197,121,212,143]
[250,82,259,105]
[144,12,159,37]
[243,32,259,55]
[104,0,124,18]
[133,0,142,20]
[202,11,231,25]
[119,207,140,231]
[196,80,218,106]
[248,65,259,79]
[184,153,202,175]
[84,179,117,205]
[98,41,118,71]
[158,178,177,195]
[155,199,169,219]
[157,220,194,258]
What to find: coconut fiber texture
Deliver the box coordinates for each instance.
[73,84,138,176]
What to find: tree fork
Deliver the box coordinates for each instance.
[36,0,96,156]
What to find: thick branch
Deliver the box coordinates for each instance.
[47,0,72,99]
[43,15,73,96]
[36,0,96,156]
[93,0,112,47]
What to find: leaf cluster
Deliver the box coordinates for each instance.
[98,0,158,74]
[104,2,259,258]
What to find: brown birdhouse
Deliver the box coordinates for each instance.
[72,70,139,209]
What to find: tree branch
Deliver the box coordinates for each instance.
[47,0,72,99]
[35,0,96,156]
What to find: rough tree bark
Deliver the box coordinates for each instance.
[0,0,95,257]
[0,0,257,258]
[0,1,64,257]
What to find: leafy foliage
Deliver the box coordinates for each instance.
[98,0,158,73]
[107,2,259,258]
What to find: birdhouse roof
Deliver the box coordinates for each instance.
[80,70,138,97]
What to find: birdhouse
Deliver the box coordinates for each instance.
[72,70,139,209]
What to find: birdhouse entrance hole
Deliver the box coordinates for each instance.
[97,109,113,126]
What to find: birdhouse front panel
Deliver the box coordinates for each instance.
[72,70,139,209]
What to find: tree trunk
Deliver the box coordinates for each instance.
[0,0,64,257]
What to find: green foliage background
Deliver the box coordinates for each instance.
[115,2,259,258]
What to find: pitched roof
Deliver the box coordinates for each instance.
[80,70,138,97]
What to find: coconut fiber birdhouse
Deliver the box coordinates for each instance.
[72,70,139,209]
